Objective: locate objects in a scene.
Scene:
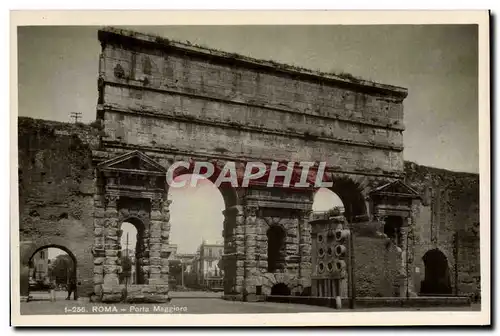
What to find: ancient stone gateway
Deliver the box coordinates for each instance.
[90,27,423,301]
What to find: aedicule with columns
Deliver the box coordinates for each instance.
[92,151,171,302]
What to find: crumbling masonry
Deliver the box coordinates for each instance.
[18,28,480,302]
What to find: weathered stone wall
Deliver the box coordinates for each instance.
[98,27,407,176]
[18,117,101,297]
[404,161,480,298]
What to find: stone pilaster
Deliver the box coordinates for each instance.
[233,205,245,294]
[102,194,120,286]
[299,210,312,287]
[221,207,238,294]
[149,196,170,285]
[399,220,417,297]
[141,229,150,283]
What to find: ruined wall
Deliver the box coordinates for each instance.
[98,28,407,175]
[18,117,101,297]
[404,161,480,298]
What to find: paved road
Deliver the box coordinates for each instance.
[20,291,480,315]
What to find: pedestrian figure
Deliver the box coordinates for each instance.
[66,278,77,300]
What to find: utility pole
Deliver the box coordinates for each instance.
[181,261,185,288]
[70,112,82,123]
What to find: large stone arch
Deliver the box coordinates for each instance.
[165,160,240,208]
[164,162,240,295]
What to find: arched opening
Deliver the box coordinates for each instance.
[270,283,291,296]
[28,246,76,301]
[383,216,403,247]
[267,225,286,273]
[119,221,142,285]
[168,173,230,292]
[319,178,367,222]
[420,249,452,295]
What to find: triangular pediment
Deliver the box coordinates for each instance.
[369,180,421,199]
[97,150,166,175]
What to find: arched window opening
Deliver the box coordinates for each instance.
[267,226,286,273]
[384,216,403,247]
[420,249,452,295]
[168,174,226,291]
[28,247,76,300]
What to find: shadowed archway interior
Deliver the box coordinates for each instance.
[420,249,452,295]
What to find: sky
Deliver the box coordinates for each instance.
[18,25,479,254]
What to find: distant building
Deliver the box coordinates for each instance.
[193,241,224,290]
[176,253,196,273]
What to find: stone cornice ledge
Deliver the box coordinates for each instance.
[102,80,406,133]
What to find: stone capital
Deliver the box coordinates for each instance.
[151,196,164,211]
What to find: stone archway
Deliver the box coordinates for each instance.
[420,249,452,295]
[117,216,147,285]
[165,167,239,296]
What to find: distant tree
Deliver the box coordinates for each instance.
[50,254,73,285]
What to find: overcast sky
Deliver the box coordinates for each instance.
[18,25,479,254]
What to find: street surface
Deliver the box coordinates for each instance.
[20,290,480,315]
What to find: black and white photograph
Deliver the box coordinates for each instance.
[10,10,490,326]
